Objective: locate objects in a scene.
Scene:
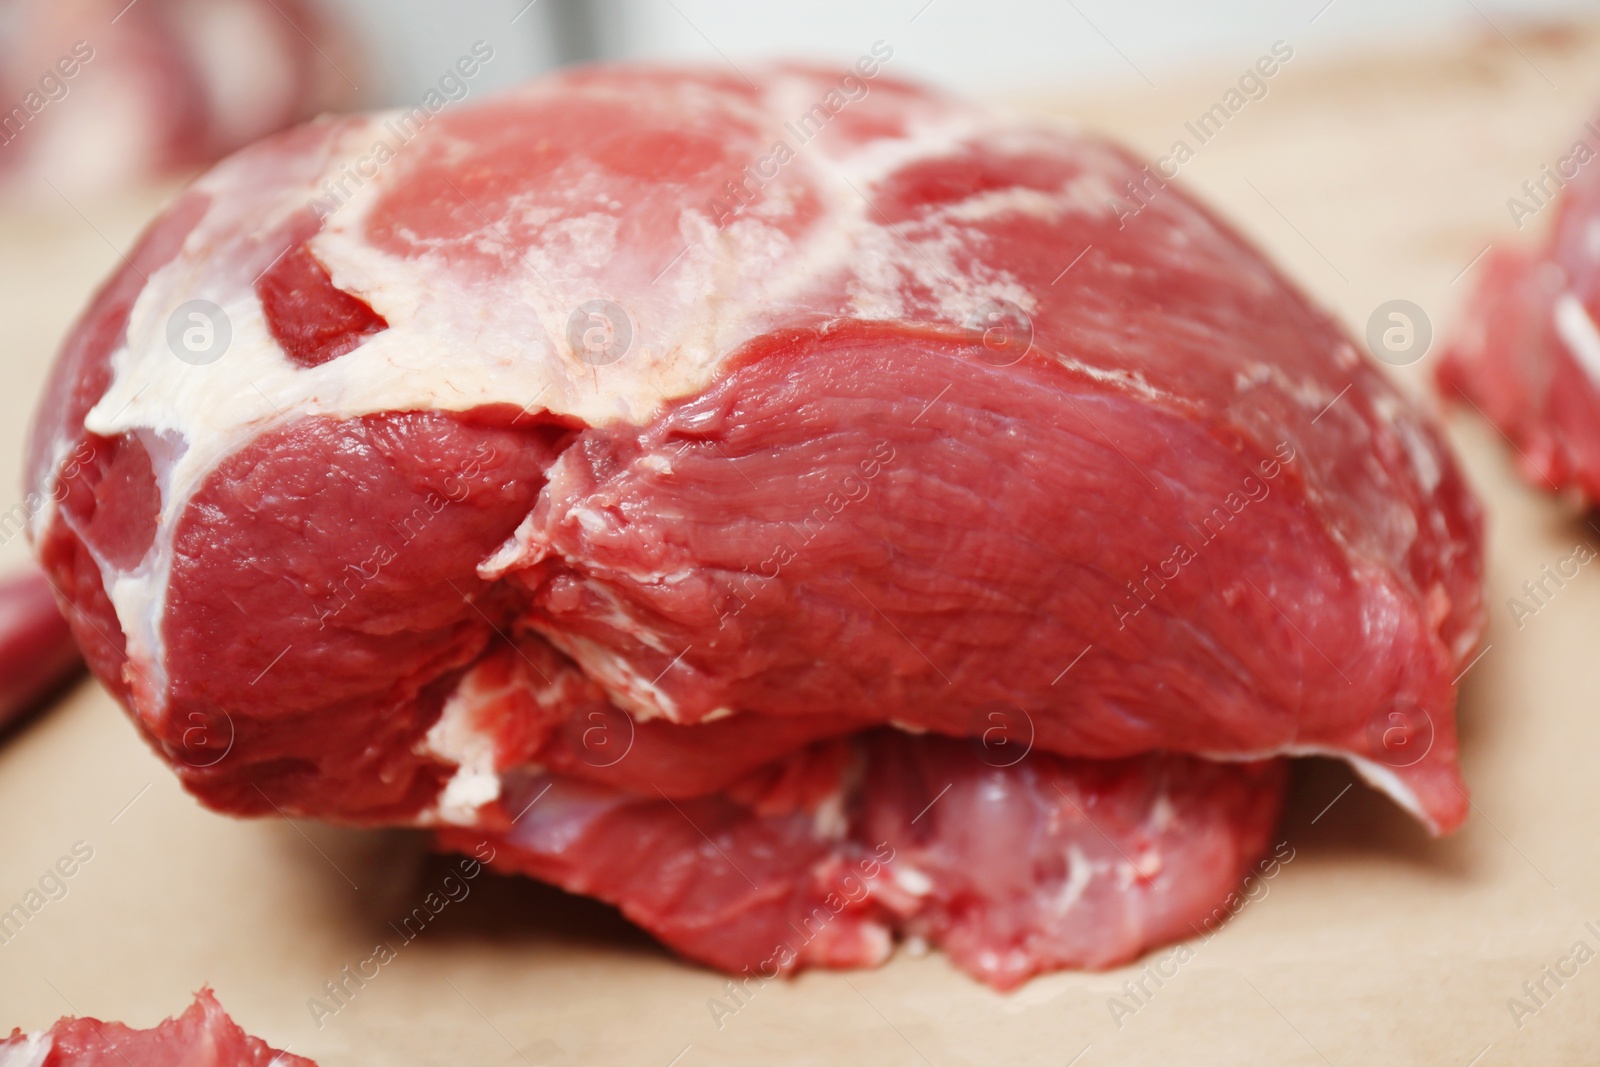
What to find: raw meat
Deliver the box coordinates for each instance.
[440,733,1287,990]
[1438,143,1600,501]
[0,569,83,733]
[25,64,1483,981]
[0,988,314,1067]
[0,0,360,195]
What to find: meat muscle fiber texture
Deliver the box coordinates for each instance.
[26,64,1484,984]
[0,989,315,1067]
[1438,131,1600,502]
[441,734,1287,990]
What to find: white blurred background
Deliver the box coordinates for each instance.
[331,0,1600,102]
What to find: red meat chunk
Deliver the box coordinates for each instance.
[1439,137,1600,501]
[1,989,314,1067]
[25,64,1484,984]
[442,733,1287,990]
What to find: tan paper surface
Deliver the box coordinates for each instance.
[3,25,1599,1065]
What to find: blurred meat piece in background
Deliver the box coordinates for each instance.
[0,568,82,735]
[0,0,362,196]
[0,988,316,1066]
[1439,118,1600,502]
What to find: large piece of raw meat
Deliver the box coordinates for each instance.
[25,64,1485,985]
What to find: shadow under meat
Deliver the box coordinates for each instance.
[1278,757,1475,881]
[353,842,662,961]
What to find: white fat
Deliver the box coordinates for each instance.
[1375,394,1442,494]
[891,864,934,897]
[1266,363,1342,415]
[478,512,544,581]
[1052,844,1094,915]
[848,922,895,966]
[536,629,678,722]
[812,789,848,840]
[104,565,168,699]
[1055,360,1171,403]
[1120,847,1163,884]
[573,507,611,537]
[941,185,1065,224]
[1331,340,1363,371]
[88,192,328,526]
[428,766,502,826]
[1233,363,1272,391]
[0,1032,51,1067]
[559,580,670,652]
[420,690,499,775]
[1057,169,1125,220]
[1148,791,1176,831]
[414,671,507,826]
[1555,292,1600,389]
